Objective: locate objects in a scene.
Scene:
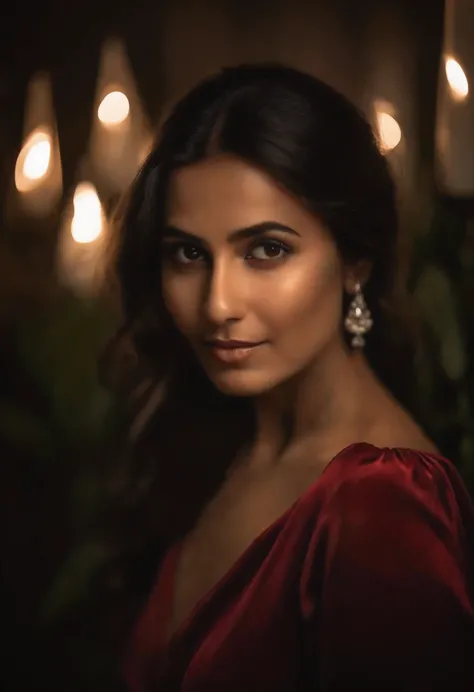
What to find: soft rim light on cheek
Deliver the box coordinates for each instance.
[161,274,199,338]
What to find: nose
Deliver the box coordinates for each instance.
[203,257,245,326]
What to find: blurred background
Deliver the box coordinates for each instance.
[0,0,473,689]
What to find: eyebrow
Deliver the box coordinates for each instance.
[162,221,300,244]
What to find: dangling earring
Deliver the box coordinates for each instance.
[344,282,373,348]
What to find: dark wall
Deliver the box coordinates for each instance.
[0,0,445,211]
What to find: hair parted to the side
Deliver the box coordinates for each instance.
[99,63,417,619]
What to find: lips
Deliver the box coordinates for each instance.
[205,339,265,364]
[206,340,262,349]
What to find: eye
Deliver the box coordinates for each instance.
[247,240,290,262]
[166,243,206,265]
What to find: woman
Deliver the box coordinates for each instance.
[108,65,474,690]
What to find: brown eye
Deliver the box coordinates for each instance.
[249,240,290,261]
[174,244,205,264]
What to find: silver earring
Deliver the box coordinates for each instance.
[344,282,373,348]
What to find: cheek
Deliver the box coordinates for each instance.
[260,255,343,340]
[161,272,201,335]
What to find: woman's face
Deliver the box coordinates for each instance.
[162,155,347,396]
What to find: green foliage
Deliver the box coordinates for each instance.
[1,291,124,690]
[409,199,474,493]
[39,540,113,624]
[15,293,118,446]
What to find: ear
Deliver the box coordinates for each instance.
[343,260,372,294]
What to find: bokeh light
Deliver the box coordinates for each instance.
[70,182,103,244]
[97,90,130,126]
[376,111,402,152]
[445,56,469,101]
[15,129,52,192]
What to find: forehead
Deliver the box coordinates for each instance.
[167,155,315,234]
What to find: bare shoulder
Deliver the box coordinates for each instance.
[366,397,440,455]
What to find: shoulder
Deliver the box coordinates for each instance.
[300,442,474,602]
[327,441,461,490]
[319,442,474,556]
[327,442,468,505]
[299,444,474,690]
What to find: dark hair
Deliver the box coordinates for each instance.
[101,63,412,617]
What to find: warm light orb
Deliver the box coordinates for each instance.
[98,90,130,126]
[445,56,469,101]
[15,129,52,191]
[70,182,103,244]
[376,111,402,152]
[23,139,51,180]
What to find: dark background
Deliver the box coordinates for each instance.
[1,1,473,690]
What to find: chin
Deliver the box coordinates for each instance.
[208,368,285,398]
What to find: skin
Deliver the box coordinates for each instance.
[163,159,346,393]
[160,154,435,639]
[163,154,399,458]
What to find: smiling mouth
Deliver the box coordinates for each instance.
[205,340,266,364]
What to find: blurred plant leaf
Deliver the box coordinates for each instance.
[39,540,112,624]
[70,470,107,532]
[16,293,118,444]
[414,266,467,381]
[0,403,56,460]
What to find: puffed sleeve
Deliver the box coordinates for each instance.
[301,446,474,691]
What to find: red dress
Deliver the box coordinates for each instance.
[124,443,474,691]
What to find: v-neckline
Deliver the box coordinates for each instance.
[160,441,368,651]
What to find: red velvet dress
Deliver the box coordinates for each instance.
[124,443,474,691]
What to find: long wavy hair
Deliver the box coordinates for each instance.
[99,64,414,622]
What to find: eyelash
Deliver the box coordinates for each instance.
[163,239,292,267]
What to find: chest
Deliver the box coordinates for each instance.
[166,466,318,641]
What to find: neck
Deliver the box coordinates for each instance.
[250,339,379,468]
